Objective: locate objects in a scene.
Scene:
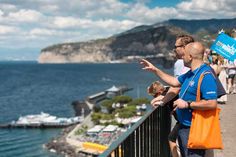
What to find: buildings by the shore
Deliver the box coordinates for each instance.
[45,85,149,156]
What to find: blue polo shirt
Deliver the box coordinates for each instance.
[177,64,217,126]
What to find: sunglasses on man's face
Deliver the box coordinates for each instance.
[174,45,184,49]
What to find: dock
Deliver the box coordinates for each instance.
[0,112,83,129]
[0,123,77,129]
[86,85,132,106]
[71,85,132,113]
[71,85,132,117]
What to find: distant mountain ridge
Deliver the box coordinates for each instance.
[38,18,236,64]
[163,18,236,34]
[118,18,236,36]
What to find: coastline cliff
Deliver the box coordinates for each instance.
[38,18,236,64]
[38,25,186,64]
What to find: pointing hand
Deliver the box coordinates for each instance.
[140,59,157,73]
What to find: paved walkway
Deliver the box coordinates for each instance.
[215,94,236,157]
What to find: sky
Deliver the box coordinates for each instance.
[0,0,235,60]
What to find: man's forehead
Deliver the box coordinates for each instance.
[175,38,182,45]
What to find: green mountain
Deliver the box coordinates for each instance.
[162,18,236,34]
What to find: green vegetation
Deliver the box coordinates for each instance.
[75,125,88,135]
[113,95,132,104]
[91,112,102,124]
[115,105,137,118]
[101,99,114,113]
[127,98,150,106]
[117,109,136,118]
[93,105,101,112]
[91,112,115,125]
[91,95,149,125]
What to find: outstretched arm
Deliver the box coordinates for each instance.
[140,59,180,87]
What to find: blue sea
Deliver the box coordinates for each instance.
[0,61,172,157]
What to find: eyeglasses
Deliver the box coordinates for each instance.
[174,45,184,49]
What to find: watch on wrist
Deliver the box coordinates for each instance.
[187,101,192,109]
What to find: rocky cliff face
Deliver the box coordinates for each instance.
[38,26,186,63]
[38,18,236,64]
[38,39,114,63]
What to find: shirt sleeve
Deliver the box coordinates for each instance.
[200,73,217,100]
[177,70,190,85]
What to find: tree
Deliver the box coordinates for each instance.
[91,113,102,124]
[113,95,132,104]
[101,99,114,113]
[116,106,137,118]
[128,97,150,106]
[93,105,101,112]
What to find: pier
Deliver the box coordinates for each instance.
[86,85,132,106]
[0,112,83,129]
[0,123,77,129]
[72,85,132,113]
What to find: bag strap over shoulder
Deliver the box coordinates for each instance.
[196,71,213,102]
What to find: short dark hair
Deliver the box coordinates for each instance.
[176,34,194,46]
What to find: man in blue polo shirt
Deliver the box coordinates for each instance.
[140,42,218,157]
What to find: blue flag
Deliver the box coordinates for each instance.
[211,33,236,61]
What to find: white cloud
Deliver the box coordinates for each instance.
[176,0,236,19]
[8,9,43,22]
[50,16,139,32]
[81,0,129,18]
[0,0,236,59]
[52,16,81,28]
[29,28,81,38]
[178,0,223,12]
[94,19,140,31]
[125,0,236,23]
[0,3,17,12]
[0,25,18,34]
[4,0,128,19]
[30,28,57,36]
[39,4,59,13]
[126,3,178,23]
[0,10,3,16]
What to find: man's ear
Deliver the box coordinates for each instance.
[189,54,193,60]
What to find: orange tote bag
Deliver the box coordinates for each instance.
[187,72,223,149]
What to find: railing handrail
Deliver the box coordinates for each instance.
[99,105,157,157]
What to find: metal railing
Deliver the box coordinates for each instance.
[99,104,172,157]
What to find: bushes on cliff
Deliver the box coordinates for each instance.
[127,98,150,106]
[113,95,132,104]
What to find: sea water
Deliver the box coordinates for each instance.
[0,61,172,157]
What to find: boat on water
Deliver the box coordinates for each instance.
[0,112,84,128]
